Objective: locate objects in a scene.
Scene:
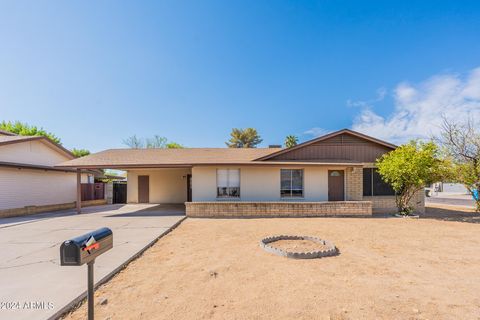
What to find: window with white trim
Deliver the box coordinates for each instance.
[217,169,240,198]
[280,169,304,198]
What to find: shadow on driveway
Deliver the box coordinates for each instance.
[0,204,127,228]
[104,204,185,218]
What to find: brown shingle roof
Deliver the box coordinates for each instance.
[56,148,283,168]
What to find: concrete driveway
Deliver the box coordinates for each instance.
[0,204,185,320]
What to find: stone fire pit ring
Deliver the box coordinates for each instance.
[260,235,337,259]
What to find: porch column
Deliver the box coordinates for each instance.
[345,166,363,201]
[76,168,82,214]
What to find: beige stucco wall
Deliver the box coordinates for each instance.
[192,165,352,202]
[127,168,190,204]
[0,140,71,166]
[0,167,89,210]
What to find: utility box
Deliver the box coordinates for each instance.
[60,227,113,266]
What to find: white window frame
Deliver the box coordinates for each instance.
[280,168,304,198]
[216,169,241,199]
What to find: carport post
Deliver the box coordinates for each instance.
[76,169,81,214]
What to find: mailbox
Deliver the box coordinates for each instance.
[60,227,113,266]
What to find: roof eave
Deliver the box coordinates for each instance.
[55,161,364,169]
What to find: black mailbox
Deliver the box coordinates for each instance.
[60,227,113,266]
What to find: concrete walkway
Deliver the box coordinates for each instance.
[0,204,185,320]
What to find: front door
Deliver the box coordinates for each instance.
[138,175,150,203]
[328,170,344,201]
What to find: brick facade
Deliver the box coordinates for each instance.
[345,167,363,200]
[364,190,425,214]
[0,199,107,218]
[185,201,372,218]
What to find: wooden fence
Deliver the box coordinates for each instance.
[81,183,105,201]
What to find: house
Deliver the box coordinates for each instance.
[56,129,425,217]
[0,131,98,216]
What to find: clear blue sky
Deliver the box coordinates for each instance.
[1,1,480,151]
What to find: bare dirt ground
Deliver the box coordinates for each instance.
[65,206,480,320]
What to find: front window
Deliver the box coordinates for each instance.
[217,169,240,198]
[281,169,304,198]
[363,168,395,196]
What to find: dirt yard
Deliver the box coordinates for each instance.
[65,208,480,320]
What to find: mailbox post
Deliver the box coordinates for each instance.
[60,227,113,320]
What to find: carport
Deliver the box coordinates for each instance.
[56,148,195,214]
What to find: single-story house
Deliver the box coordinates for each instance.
[0,131,98,216]
[57,129,425,217]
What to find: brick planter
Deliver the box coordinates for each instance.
[260,235,338,259]
[185,201,372,218]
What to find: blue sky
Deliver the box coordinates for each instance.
[1,1,480,151]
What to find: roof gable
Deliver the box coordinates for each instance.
[0,136,75,161]
[0,130,17,136]
[256,129,396,163]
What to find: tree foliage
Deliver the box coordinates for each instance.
[376,140,451,215]
[284,135,298,148]
[1,120,91,156]
[165,142,184,149]
[123,135,183,149]
[437,118,480,211]
[0,120,61,144]
[226,128,263,148]
[71,148,90,158]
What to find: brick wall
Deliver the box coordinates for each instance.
[364,190,425,214]
[185,201,372,218]
[0,199,107,218]
[345,167,363,201]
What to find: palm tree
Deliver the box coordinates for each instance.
[284,135,298,148]
[226,128,263,148]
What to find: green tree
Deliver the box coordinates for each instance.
[226,128,263,148]
[165,142,184,149]
[71,148,90,158]
[284,135,298,148]
[376,140,451,215]
[438,118,480,211]
[0,120,61,144]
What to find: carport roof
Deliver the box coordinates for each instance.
[55,147,364,169]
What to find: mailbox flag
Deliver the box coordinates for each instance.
[83,236,99,253]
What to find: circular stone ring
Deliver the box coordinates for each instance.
[260,235,337,259]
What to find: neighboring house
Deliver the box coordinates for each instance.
[57,129,425,217]
[0,132,95,215]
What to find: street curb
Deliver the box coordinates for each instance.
[49,216,187,320]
